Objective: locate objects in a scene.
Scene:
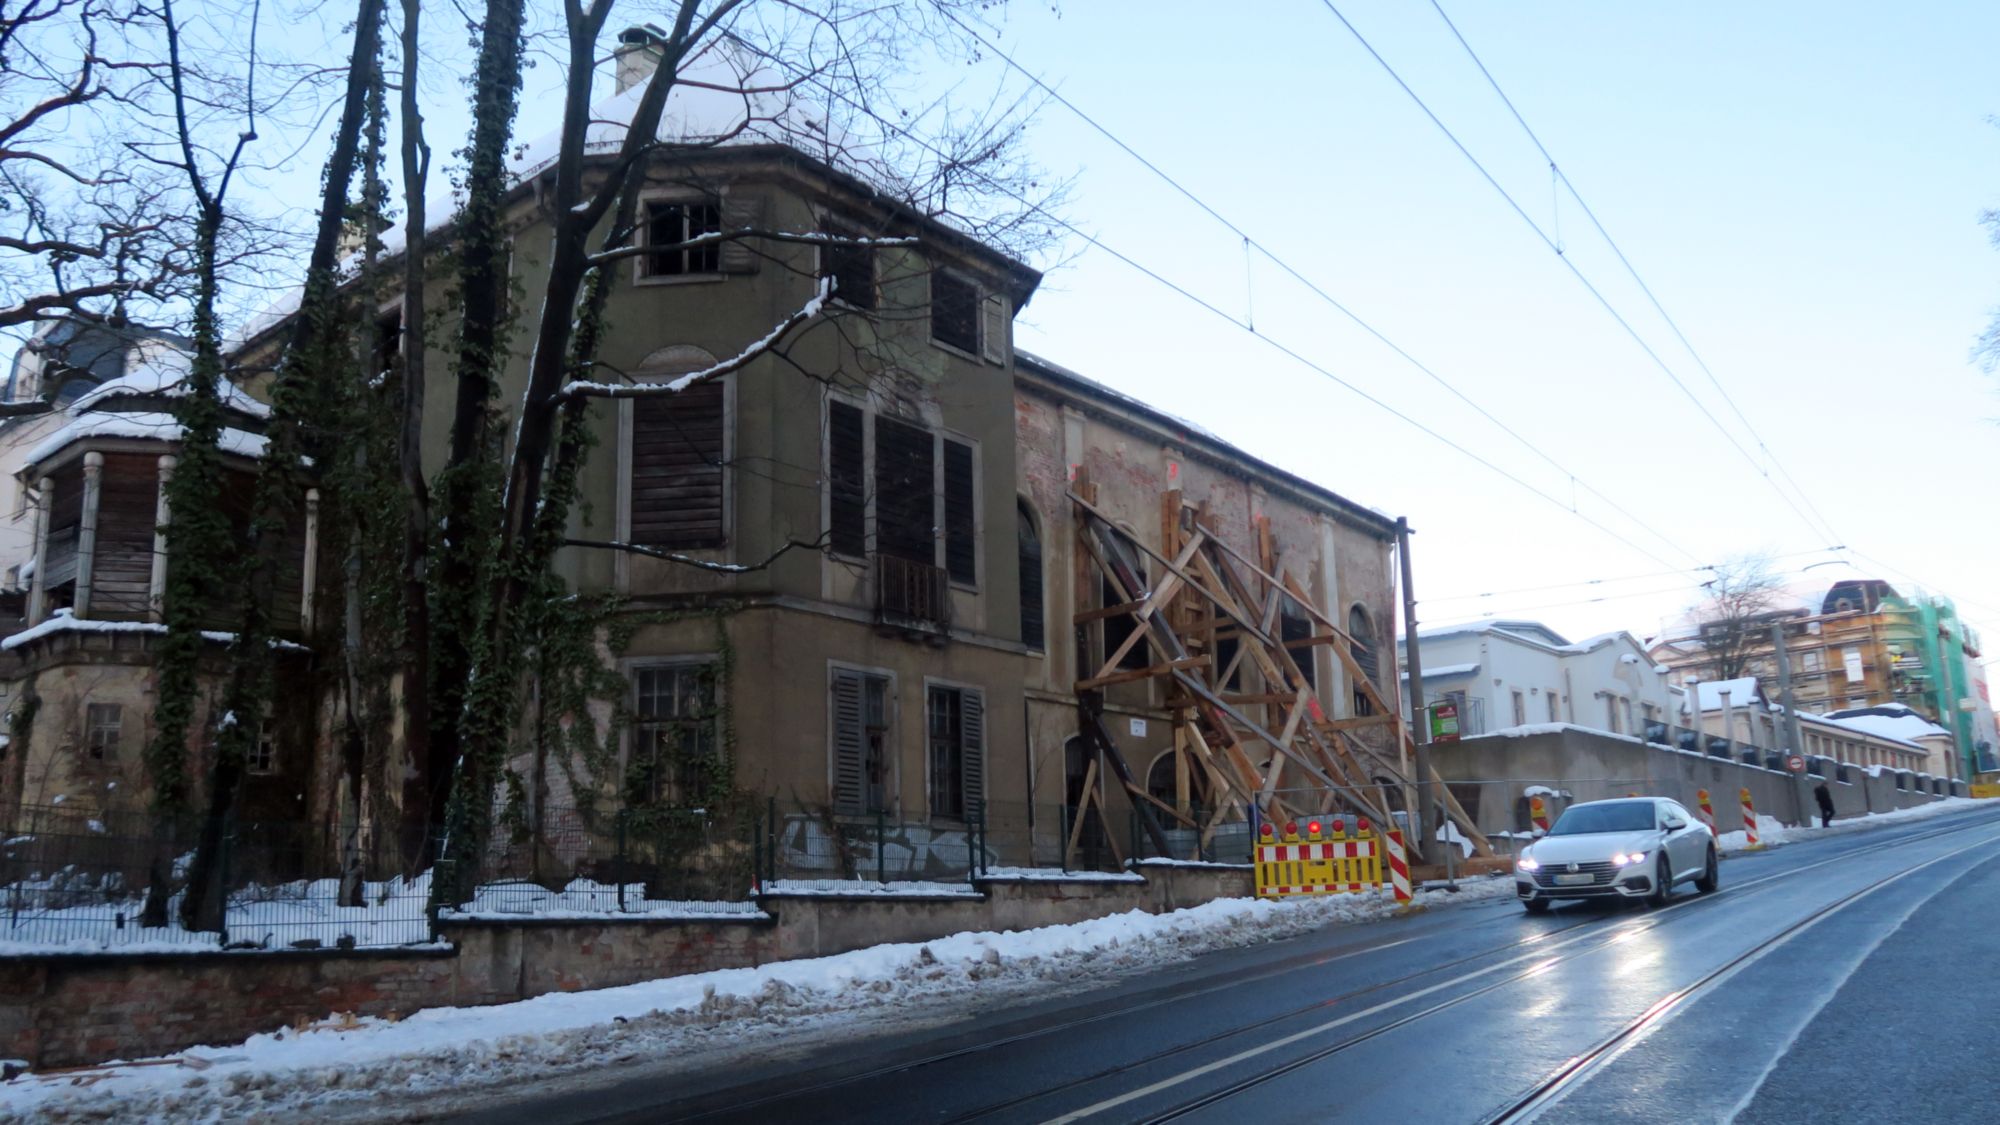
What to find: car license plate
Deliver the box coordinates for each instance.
[1554,872,1595,886]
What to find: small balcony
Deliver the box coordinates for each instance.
[875,553,949,641]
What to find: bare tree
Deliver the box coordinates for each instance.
[1692,554,1789,681]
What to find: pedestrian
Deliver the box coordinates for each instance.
[1814,780,1835,829]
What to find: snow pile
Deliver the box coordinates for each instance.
[1713,798,1980,854]
[0,883,1513,1121]
[441,879,765,922]
[982,865,1148,882]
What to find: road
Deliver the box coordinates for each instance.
[458,803,2000,1124]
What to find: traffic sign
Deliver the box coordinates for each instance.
[1785,754,1806,774]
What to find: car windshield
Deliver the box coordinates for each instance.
[1548,802,1655,836]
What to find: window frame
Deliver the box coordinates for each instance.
[634,194,724,285]
[829,661,897,818]
[922,677,985,824]
[928,268,982,358]
[84,702,121,762]
[817,222,878,312]
[820,393,981,590]
[627,658,724,808]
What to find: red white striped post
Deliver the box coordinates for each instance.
[1529,795,1552,835]
[1385,828,1413,903]
[1740,787,1761,849]
[1696,788,1716,833]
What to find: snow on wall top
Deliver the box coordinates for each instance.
[21,410,268,471]
[68,350,269,419]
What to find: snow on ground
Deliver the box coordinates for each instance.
[762,878,981,897]
[441,880,766,922]
[1714,797,1982,854]
[0,881,1514,1123]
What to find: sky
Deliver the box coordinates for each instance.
[207,0,2000,662]
[960,0,2000,657]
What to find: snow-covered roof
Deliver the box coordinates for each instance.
[1,611,309,652]
[69,351,268,419]
[1684,677,1765,713]
[1415,620,1571,646]
[1399,662,1479,681]
[21,411,268,471]
[1821,704,1952,745]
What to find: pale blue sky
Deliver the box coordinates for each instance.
[969,1,2000,654]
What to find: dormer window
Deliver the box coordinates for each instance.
[641,199,721,279]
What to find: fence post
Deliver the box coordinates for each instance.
[875,809,886,884]
[752,806,763,895]
[216,813,234,948]
[615,809,628,911]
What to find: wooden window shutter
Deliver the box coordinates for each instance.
[629,379,725,549]
[831,669,866,816]
[718,190,763,274]
[827,400,866,557]
[980,294,1008,364]
[960,689,984,818]
[942,439,976,586]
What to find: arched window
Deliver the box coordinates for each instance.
[1349,604,1377,715]
[1017,500,1044,651]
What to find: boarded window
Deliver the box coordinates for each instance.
[630,379,725,549]
[642,200,721,277]
[927,685,983,820]
[821,227,876,310]
[1017,502,1043,651]
[874,416,934,564]
[831,669,892,816]
[632,664,718,806]
[943,439,975,585]
[931,271,979,353]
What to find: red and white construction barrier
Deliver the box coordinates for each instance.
[1740,787,1761,849]
[1384,828,1412,904]
[1529,796,1552,835]
[1696,788,1716,833]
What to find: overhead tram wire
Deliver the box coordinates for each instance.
[808,79,1698,576]
[1316,0,1842,550]
[1425,0,1847,549]
[1424,546,1848,604]
[928,4,1705,573]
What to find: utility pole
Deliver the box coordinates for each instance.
[1937,622,1963,785]
[1396,517,1434,865]
[1773,622,1808,826]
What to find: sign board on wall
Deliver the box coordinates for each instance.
[1429,702,1461,743]
[1843,647,1865,683]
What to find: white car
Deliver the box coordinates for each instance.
[1515,797,1718,913]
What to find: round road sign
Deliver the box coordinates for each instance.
[1785,754,1807,773]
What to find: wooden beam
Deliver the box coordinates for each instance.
[1075,656,1209,692]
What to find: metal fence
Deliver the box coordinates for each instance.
[0,804,433,952]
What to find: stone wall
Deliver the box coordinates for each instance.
[1428,726,1952,841]
[1,864,1253,1070]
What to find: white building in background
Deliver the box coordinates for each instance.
[1399,620,1676,739]
[1672,677,1946,779]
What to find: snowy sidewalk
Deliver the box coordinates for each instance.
[0,880,1511,1123]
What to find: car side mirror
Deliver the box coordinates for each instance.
[1664,818,1686,830]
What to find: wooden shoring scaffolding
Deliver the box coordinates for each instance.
[1065,470,1491,866]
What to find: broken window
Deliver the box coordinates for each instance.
[642,199,721,278]
[930,270,979,353]
[85,703,120,761]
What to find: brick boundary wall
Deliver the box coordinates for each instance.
[0,864,1253,1069]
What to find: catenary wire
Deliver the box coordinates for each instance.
[929,3,1705,572]
[1316,0,1841,550]
[1424,0,1847,552]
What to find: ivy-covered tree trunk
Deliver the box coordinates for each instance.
[177,0,389,934]
[396,0,435,872]
[429,0,530,902]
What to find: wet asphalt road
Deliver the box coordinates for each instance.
[464,804,2000,1125]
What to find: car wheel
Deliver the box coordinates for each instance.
[1649,856,1673,906]
[1523,897,1550,914]
[1695,846,1719,894]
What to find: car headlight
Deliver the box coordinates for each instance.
[1517,856,1540,872]
[1612,851,1647,866]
